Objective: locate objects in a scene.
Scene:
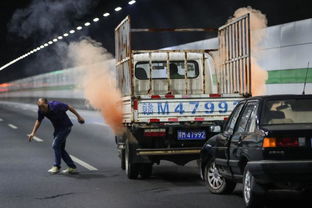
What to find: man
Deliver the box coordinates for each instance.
[28,98,85,174]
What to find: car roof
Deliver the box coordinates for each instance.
[242,94,312,103]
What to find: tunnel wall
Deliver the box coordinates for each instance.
[1,18,312,108]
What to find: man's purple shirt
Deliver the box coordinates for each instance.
[38,101,73,131]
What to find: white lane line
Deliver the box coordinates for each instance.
[8,124,18,129]
[0,118,3,122]
[32,109,37,112]
[70,155,98,171]
[33,136,44,142]
[93,122,109,127]
[26,135,44,142]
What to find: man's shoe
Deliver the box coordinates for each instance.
[48,166,60,174]
[62,167,77,174]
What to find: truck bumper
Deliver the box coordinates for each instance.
[247,160,312,184]
[136,147,201,156]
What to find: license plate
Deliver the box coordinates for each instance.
[177,130,206,140]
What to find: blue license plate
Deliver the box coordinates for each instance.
[177,130,206,140]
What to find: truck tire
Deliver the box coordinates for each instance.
[204,159,236,194]
[121,149,125,170]
[243,168,264,208]
[125,142,139,179]
[140,164,153,179]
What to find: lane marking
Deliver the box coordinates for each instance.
[25,134,44,142]
[93,122,108,127]
[33,136,44,142]
[8,124,18,129]
[70,155,98,171]
[0,118,3,122]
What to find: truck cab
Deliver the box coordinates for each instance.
[132,52,217,95]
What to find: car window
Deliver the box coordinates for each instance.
[261,98,312,125]
[235,102,257,134]
[135,61,199,80]
[225,103,244,133]
[245,103,259,133]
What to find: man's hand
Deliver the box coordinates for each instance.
[77,116,85,124]
[27,133,34,142]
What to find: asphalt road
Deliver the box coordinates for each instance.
[0,101,309,208]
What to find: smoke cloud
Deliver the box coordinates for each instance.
[8,0,97,39]
[232,6,268,95]
[67,38,124,134]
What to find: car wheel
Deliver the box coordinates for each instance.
[243,169,264,208]
[125,143,139,179]
[204,159,236,194]
[140,163,153,179]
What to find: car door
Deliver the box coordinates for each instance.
[228,101,259,177]
[215,102,245,177]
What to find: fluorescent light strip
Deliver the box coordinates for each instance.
[103,12,110,17]
[115,7,122,12]
[0,2,137,72]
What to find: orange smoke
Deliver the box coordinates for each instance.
[232,7,268,95]
[0,83,10,87]
[68,39,124,134]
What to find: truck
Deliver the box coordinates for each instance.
[114,14,252,179]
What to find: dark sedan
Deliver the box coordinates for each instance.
[200,94,312,208]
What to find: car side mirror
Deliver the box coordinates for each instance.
[210,125,221,133]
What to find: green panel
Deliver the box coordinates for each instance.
[266,68,312,84]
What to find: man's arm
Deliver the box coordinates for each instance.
[28,120,41,142]
[68,105,85,124]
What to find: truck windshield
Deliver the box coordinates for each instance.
[261,98,312,125]
[135,61,199,80]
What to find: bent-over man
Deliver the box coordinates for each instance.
[28,98,85,174]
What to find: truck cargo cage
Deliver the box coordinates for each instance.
[218,14,251,96]
[115,15,251,97]
[115,16,219,96]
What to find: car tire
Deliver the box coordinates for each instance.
[204,159,236,194]
[121,149,126,170]
[125,142,139,179]
[243,168,264,208]
[140,163,153,179]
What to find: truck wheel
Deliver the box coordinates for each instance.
[140,164,153,179]
[243,169,264,208]
[121,149,125,170]
[125,143,139,179]
[204,159,236,194]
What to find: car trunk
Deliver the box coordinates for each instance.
[261,124,312,160]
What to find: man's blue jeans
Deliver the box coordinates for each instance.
[52,127,76,169]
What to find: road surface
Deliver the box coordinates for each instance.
[0,102,307,208]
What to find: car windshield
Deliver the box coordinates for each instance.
[261,98,312,125]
